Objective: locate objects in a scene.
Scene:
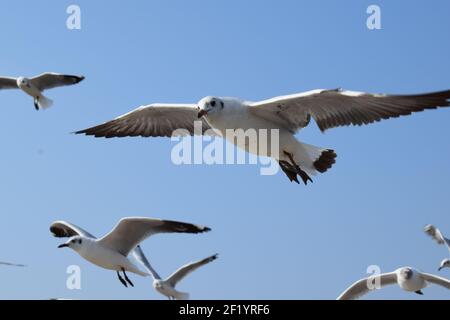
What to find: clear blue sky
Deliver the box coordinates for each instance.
[0,0,449,300]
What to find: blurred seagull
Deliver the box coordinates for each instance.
[424,224,450,271]
[76,89,450,185]
[0,261,26,267]
[0,72,84,110]
[133,245,217,300]
[337,267,450,300]
[50,217,211,287]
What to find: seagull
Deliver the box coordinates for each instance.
[0,72,84,110]
[0,261,26,267]
[133,245,217,300]
[337,267,450,300]
[75,89,450,185]
[50,217,211,287]
[424,224,450,271]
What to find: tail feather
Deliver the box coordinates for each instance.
[280,142,337,184]
[37,95,53,110]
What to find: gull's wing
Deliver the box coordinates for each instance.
[337,272,398,300]
[0,261,26,267]
[166,254,218,287]
[424,224,450,251]
[421,273,450,289]
[98,217,211,257]
[0,77,18,90]
[50,221,96,239]
[75,104,214,138]
[249,89,450,132]
[132,245,161,280]
[30,73,84,91]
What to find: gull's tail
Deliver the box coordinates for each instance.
[279,142,337,185]
[37,95,53,110]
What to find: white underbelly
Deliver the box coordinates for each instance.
[206,112,294,159]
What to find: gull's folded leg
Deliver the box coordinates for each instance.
[34,98,39,111]
[122,268,134,287]
[282,151,313,185]
[117,271,128,288]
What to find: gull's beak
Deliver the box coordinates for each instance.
[198,109,208,118]
[58,243,69,249]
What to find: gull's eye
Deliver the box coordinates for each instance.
[210,101,216,107]
[78,239,82,244]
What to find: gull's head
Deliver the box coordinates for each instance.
[198,96,224,118]
[438,258,450,271]
[399,267,414,280]
[58,236,84,251]
[17,77,29,87]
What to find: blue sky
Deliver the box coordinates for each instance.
[0,0,449,300]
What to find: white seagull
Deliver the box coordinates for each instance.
[76,89,450,185]
[337,267,450,300]
[0,72,84,110]
[133,245,217,300]
[50,217,211,287]
[424,224,450,271]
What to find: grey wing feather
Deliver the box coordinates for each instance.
[0,77,18,90]
[250,89,450,132]
[337,272,397,300]
[74,104,214,138]
[166,254,218,287]
[50,221,96,239]
[132,245,161,280]
[30,73,84,91]
[98,217,211,257]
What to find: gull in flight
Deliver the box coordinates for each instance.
[76,89,450,185]
[424,224,450,271]
[133,246,217,300]
[0,261,26,267]
[0,72,84,110]
[50,217,211,287]
[337,267,450,300]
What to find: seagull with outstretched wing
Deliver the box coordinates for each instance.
[133,245,218,300]
[0,72,84,110]
[76,88,450,185]
[50,217,211,288]
[338,267,450,300]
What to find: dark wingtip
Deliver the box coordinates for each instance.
[71,75,85,83]
[203,226,212,233]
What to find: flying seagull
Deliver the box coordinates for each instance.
[424,224,450,271]
[0,72,84,110]
[337,267,450,300]
[75,89,450,185]
[0,261,26,267]
[133,245,217,300]
[50,217,211,287]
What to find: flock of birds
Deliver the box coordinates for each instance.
[1,72,450,299]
